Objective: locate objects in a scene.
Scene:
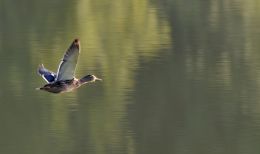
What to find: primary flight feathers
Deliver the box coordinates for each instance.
[38,39,80,83]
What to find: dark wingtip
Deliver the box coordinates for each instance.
[74,38,79,43]
[73,38,80,48]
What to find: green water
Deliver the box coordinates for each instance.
[1,0,260,154]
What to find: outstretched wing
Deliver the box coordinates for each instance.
[38,64,57,83]
[56,39,80,81]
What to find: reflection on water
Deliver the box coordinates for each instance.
[2,0,260,154]
[0,0,170,154]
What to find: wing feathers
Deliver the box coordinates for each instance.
[38,64,56,83]
[56,39,80,81]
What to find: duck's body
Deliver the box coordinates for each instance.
[37,39,101,94]
[39,79,79,93]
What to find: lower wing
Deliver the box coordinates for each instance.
[38,64,57,83]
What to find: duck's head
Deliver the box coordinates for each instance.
[79,75,102,84]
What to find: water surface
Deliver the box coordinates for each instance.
[1,0,260,154]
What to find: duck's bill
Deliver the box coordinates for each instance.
[96,77,102,81]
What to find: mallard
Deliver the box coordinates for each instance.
[37,39,101,93]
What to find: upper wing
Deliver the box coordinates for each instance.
[38,64,57,83]
[56,39,80,81]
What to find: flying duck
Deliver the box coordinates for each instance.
[37,39,101,93]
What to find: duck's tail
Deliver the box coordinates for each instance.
[35,87,43,90]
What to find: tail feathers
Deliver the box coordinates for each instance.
[35,87,42,90]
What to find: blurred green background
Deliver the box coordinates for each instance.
[1,0,260,154]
